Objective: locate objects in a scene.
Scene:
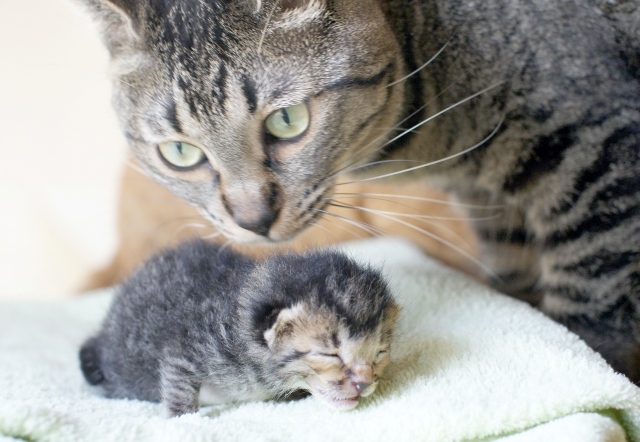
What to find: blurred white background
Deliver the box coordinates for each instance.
[0,0,126,300]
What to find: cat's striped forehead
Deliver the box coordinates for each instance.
[145,0,333,122]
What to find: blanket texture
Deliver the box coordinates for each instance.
[1,238,639,442]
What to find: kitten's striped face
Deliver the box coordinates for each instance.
[264,302,399,410]
[97,0,405,244]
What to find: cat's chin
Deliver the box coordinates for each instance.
[219,230,300,246]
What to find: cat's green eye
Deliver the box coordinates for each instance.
[158,142,206,169]
[265,103,310,139]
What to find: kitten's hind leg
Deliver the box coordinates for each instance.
[79,337,105,385]
[159,356,202,418]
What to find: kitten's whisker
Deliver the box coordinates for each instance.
[328,202,501,281]
[337,112,504,185]
[387,31,456,88]
[333,193,505,210]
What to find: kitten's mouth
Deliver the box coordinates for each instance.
[320,394,360,410]
[305,376,366,411]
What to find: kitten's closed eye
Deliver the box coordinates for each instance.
[315,352,342,360]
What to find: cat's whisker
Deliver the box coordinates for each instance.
[258,0,280,53]
[154,215,212,231]
[217,239,233,255]
[369,127,422,134]
[336,112,505,185]
[312,209,387,237]
[323,200,502,222]
[113,53,141,77]
[114,78,136,88]
[309,222,342,242]
[327,200,477,251]
[201,231,223,240]
[386,31,456,88]
[124,159,151,177]
[333,193,505,210]
[326,202,501,281]
[327,82,457,178]
[173,223,216,237]
[312,217,366,240]
[326,81,495,182]
[328,159,426,178]
[121,196,195,207]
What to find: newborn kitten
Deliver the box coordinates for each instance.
[80,240,399,417]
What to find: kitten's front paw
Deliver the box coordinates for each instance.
[163,401,199,418]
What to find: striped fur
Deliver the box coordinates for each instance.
[73,0,640,381]
[79,240,399,417]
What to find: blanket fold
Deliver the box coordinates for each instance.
[1,238,639,442]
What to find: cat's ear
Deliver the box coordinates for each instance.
[272,0,327,26]
[279,0,315,9]
[263,307,300,349]
[68,0,140,54]
[255,0,316,13]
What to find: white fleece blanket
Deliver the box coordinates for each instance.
[1,238,639,442]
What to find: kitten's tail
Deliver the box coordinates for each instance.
[79,337,106,385]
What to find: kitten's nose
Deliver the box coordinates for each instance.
[352,381,372,394]
[348,364,374,395]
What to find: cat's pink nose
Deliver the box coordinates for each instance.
[231,205,279,236]
[222,181,281,236]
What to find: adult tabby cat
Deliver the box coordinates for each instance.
[72,0,640,381]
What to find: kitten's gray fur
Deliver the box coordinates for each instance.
[71,0,640,380]
[80,240,398,417]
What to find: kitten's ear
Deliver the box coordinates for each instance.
[69,0,140,53]
[264,307,300,349]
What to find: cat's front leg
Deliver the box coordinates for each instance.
[470,204,543,306]
[526,128,640,382]
[535,238,640,383]
[159,356,203,418]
